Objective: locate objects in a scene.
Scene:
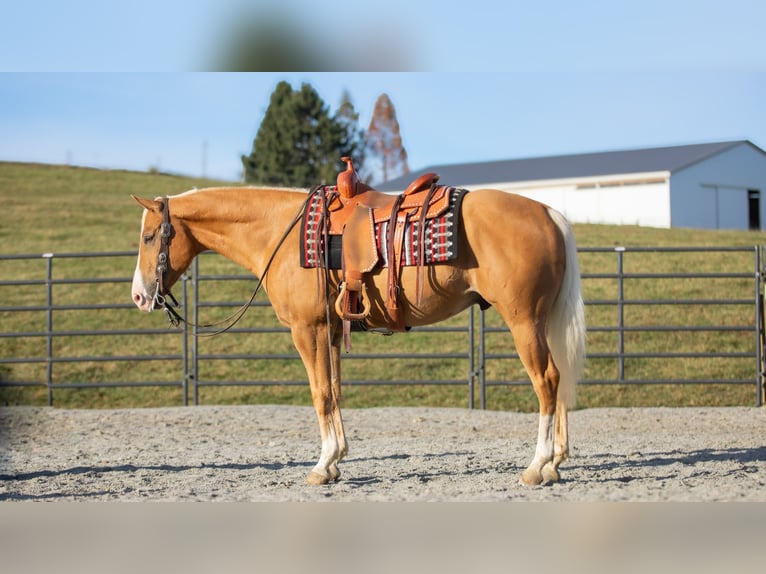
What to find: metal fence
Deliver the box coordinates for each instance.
[1,247,763,407]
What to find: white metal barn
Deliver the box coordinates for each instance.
[378,141,766,230]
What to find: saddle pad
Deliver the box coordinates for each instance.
[300,186,468,269]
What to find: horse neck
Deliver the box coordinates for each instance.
[173,187,306,276]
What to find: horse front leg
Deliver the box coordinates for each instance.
[290,323,347,485]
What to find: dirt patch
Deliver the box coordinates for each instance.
[1,405,764,501]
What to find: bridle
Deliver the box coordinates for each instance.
[146,193,314,335]
[150,197,182,323]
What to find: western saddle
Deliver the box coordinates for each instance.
[329,157,448,334]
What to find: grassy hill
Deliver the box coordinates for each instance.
[0,162,231,255]
[1,161,765,409]
[3,161,765,253]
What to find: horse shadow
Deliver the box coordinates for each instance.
[341,450,494,487]
[572,446,766,483]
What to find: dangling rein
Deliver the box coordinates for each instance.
[153,192,315,337]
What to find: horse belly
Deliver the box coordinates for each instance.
[365,265,476,328]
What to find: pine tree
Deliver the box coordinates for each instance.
[241,82,365,187]
[241,81,292,184]
[365,93,409,185]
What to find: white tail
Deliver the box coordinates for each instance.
[545,207,586,408]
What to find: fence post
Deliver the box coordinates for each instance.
[468,305,474,409]
[181,271,189,406]
[192,257,200,406]
[43,253,54,406]
[479,308,486,410]
[758,245,765,407]
[615,247,626,382]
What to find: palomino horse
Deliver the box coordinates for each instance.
[131,185,586,486]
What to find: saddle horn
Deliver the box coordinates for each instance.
[337,156,361,199]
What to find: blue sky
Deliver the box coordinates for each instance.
[1,2,765,182]
[2,72,764,182]
[2,1,765,72]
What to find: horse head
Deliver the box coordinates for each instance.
[130,195,197,312]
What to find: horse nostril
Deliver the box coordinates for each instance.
[133,292,144,306]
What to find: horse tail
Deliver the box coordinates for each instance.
[546,207,586,408]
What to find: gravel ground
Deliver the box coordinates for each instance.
[1,405,764,501]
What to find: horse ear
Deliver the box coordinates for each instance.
[131,195,161,212]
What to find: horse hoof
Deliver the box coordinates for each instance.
[541,463,561,483]
[519,468,544,486]
[306,471,331,486]
[329,463,341,481]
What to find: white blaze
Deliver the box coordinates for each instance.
[131,208,153,311]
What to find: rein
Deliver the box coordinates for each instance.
[151,192,314,336]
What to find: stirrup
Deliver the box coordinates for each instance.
[334,282,371,321]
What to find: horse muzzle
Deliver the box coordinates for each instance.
[131,270,155,312]
[132,289,154,312]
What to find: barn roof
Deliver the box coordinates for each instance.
[376,140,759,191]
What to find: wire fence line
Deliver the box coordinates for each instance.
[1,246,763,407]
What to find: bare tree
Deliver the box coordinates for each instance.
[365,93,409,184]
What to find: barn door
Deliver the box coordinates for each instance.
[748,190,760,230]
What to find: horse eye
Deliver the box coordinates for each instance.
[143,231,156,244]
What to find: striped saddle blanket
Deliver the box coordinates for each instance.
[300,186,468,270]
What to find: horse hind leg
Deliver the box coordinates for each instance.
[508,318,562,486]
[541,400,569,483]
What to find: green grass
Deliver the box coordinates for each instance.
[1,161,765,410]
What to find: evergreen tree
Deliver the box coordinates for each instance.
[241,81,365,187]
[365,93,409,184]
[241,81,295,185]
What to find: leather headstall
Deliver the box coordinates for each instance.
[151,196,182,326]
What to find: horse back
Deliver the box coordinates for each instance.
[462,189,566,265]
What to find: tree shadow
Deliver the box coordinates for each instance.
[0,490,116,501]
[0,459,314,483]
[0,459,316,500]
